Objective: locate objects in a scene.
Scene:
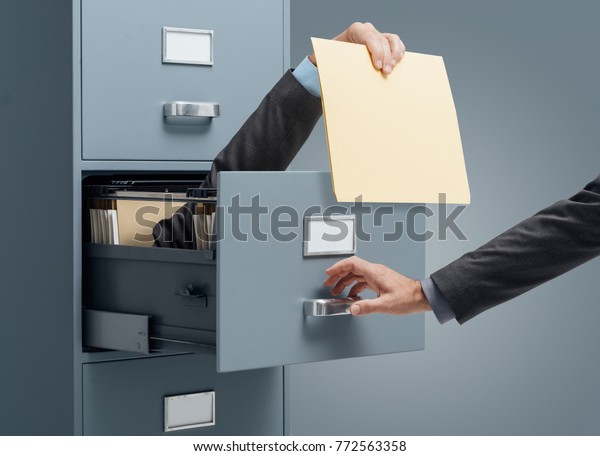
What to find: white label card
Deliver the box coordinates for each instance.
[303,215,356,257]
[164,391,215,432]
[163,27,213,65]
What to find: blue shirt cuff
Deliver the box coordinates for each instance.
[421,277,456,324]
[292,56,321,98]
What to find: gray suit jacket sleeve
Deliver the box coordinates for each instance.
[431,174,600,324]
[153,70,323,248]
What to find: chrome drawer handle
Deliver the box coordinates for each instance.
[163,101,220,118]
[303,297,361,317]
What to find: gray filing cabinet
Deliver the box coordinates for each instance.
[0,0,424,435]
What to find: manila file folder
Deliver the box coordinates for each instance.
[116,199,185,247]
[311,38,470,204]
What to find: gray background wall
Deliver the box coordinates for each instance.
[288,0,600,435]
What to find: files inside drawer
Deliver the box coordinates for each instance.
[82,175,218,356]
[83,174,216,250]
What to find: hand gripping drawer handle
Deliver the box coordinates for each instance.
[163,101,220,118]
[303,297,362,317]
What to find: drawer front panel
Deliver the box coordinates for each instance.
[81,0,285,161]
[217,171,425,372]
[83,354,283,435]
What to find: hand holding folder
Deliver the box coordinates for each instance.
[312,38,470,204]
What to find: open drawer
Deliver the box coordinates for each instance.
[83,171,425,372]
[83,245,217,354]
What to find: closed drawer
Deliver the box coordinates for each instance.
[81,0,286,161]
[83,354,283,435]
[83,172,425,372]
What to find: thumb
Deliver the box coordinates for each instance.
[350,297,384,316]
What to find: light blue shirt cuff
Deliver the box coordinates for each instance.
[421,277,456,324]
[292,56,321,98]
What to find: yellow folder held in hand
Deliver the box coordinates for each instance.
[312,38,470,204]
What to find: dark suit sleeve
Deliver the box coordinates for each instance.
[153,70,323,249]
[431,174,600,324]
[203,70,323,188]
